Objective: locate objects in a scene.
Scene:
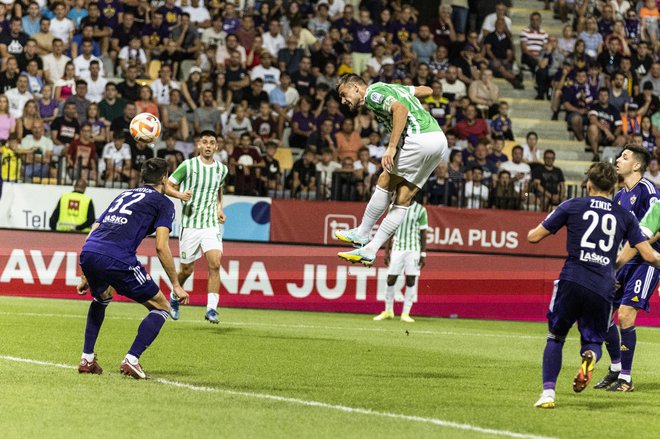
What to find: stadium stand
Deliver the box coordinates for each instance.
[1,0,656,211]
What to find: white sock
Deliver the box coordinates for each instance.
[363,205,409,254]
[610,362,621,372]
[357,186,392,237]
[207,293,219,311]
[82,352,95,362]
[385,284,395,313]
[402,280,417,315]
[541,389,555,399]
[618,373,631,383]
[125,354,139,365]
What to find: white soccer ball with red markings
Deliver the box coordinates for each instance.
[130,113,162,143]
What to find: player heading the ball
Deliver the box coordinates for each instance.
[334,74,448,266]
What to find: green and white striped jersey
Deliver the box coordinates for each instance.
[364,82,441,136]
[392,202,428,252]
[169,157,228,229]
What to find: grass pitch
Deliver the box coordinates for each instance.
[2,296,660,438]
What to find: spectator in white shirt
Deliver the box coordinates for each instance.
[499,145,532,194]
[464,166,490,208]
[42,38,71,84]
[5,75,34,119]
[522,131,543,163]
[201,15,227,49]
[49,2,75,48]
[250,52,281,94]
[80,60,107,103]
[644,158,660,188]
[118,36,148,77]
[102,130,132,184]
[150,64,180,105]
[183,0,211,28]
[480,2,512,41]
[73,38,105,78]
[262,18,286,57]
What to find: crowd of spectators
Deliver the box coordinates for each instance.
[0,0,591,211]
[538,0,660,163]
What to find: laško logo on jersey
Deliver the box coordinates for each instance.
[579,249,610,266]
[102,215,129,225]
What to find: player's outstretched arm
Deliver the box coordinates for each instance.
[634,240,660,268]
[413,86,433,99]
[155,226,189,304]
[616,242,638,269]
[527,224,551,243]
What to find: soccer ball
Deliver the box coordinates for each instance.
[130,113,162,143]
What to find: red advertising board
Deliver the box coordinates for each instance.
[270,200,566,257]
[2,229,660,325]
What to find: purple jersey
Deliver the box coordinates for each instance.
[83,186,175,263]
[543,196,646,300]
[614,177,660,262]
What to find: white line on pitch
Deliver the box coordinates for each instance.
[0,355,555,439]
[2,310,660,345]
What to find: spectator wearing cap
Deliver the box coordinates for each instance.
[366,44,392,78]
[634,80,660,116]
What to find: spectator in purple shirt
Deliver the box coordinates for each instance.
[157,0,183,33]
[388,5,417,46]
[290,96,317,149]
[97,0,123,31]
[351,9,378,75]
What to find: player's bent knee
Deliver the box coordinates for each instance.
[180,262,195,277]
[387,275,397,286]
[144,291,171,312]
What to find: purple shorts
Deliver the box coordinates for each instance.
[615,263,659,312]
[80,251,159,303]
[547,280,611,345]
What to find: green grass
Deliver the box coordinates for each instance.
[2,296,660,438]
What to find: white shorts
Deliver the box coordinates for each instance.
[393,131,449,188]
[387,250,421,277]
[179,227,223,264]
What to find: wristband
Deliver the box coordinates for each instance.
[420,252,427,257]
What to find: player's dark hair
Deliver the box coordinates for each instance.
[587,162,618,193]
[623,144,651,173]
[141,158,169,185]
[336,73,366,92]
[200,129,217,138]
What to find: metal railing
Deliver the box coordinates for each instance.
[2,153,586,210]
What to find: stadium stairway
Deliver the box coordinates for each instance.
[496,0,592,186]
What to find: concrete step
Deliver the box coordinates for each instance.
[555,159,593,181]
[511,117,571,140]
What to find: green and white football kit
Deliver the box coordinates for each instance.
[387,202,428,277]
[169,156,228,264]
[364,82,448,188]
